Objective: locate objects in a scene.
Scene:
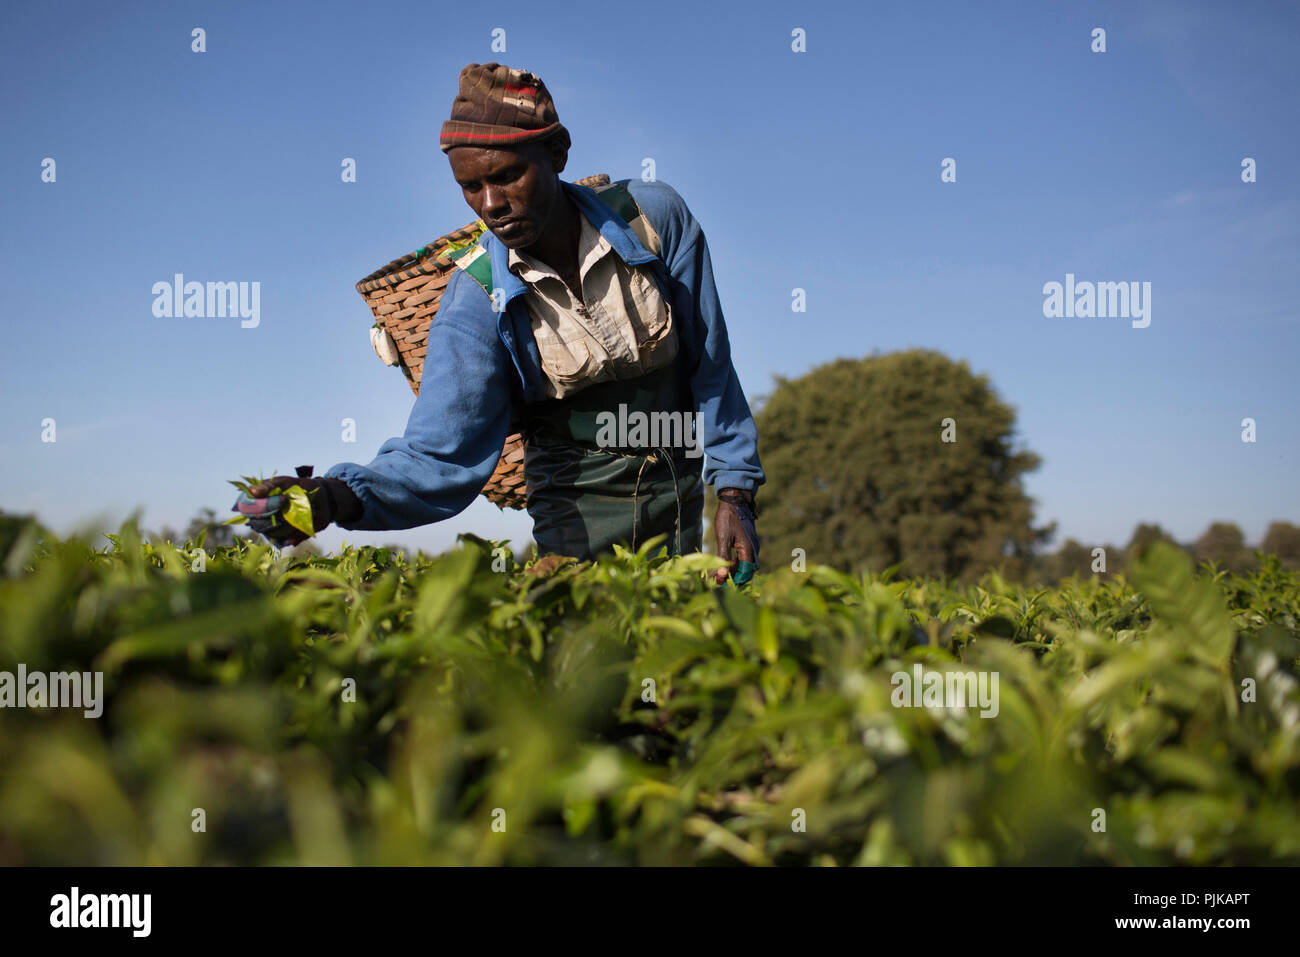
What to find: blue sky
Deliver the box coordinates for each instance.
[2,0,1296,556]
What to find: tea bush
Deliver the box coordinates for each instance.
[0,515,1296,865]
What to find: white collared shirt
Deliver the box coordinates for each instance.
[507,210,677,399]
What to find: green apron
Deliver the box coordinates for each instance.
[520,361,704,561]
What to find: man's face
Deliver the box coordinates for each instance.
[448,141,564,250]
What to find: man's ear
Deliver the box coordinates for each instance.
[547,137,568,176]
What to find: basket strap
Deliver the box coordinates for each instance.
[448,242,494,295]
[590,181,661,257]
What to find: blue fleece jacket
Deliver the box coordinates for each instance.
[325,178,765,531]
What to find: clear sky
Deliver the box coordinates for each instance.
[2,0,1296,556]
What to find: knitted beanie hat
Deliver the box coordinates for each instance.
[439,62,570,153]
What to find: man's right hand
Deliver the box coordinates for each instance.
[231,471,361,546]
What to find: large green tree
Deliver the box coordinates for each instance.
[753,349,1053,580]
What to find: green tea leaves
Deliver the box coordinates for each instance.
[280,485,315,537]
[1,516,1296,865]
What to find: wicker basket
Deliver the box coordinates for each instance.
[355,174,613,510]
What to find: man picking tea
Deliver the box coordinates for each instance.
[233,63,763,584]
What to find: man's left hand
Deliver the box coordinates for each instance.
[713,488,759,585]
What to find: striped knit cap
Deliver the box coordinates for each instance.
[439,62,570,153]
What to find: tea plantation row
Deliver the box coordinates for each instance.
[1,517,1297,865]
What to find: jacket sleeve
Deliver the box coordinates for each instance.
[324,282,514,530]
[664,200,765,495]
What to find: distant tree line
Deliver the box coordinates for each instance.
[1038,520,1300,583]
[749,349,1298,584]
[9,340,1296,586]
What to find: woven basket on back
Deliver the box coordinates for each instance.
[355,174,613,511]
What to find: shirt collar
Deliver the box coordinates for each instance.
[484,180,658,309]
[506,205,611,285]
